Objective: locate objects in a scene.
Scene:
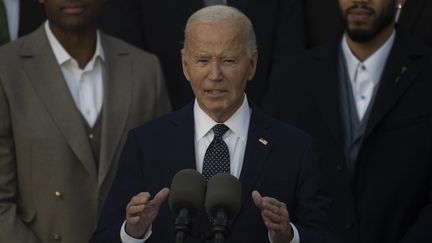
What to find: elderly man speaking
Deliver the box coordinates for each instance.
[91,5,331,243]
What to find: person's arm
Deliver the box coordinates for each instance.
[252,191,296,243]
[90,129,168,243]
[0,78,41,243]
[253,141,333,243]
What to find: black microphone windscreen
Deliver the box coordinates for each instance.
[169,169,206,216]
[205,173,241,219]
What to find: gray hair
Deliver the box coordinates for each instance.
[183,5,257,56]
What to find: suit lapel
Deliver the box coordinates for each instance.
[364,33,425,139]
[20,27,97,178]
[172,103,197,172]
[98,34,133,186]
[239,107,273,209]
[309,40,345,147]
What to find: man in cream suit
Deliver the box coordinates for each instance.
[0,0,171,242]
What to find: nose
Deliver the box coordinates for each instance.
[208,61,223,81]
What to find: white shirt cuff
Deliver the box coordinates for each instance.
[120,221,152,243]
[268,222,300,243]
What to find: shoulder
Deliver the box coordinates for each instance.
[129,103,192,137]
[100,32,160,65]
[252,107,315,145]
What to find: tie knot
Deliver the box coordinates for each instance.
[212,124,229,139]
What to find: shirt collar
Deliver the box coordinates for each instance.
[194,94,251,142]
[44,21,105,68]
[342,30,396,85]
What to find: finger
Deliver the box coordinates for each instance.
[262,197,287,209]
[129,192,151,206]
[252,190,263,209]
[126,204,146,216]
[262,208,288,224]
[149,187,170,207]
[262,200,281,213]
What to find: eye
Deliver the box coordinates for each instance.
[222,59,236,65]
[196,59,209,65]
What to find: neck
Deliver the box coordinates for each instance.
[49,22,98,69]
[345,24,394,62]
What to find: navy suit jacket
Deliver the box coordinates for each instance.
[265,32,432,242]
[91,102,331,243]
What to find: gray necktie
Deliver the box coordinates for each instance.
[202,124,230,181]
[0,0,10,45]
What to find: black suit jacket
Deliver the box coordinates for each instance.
[18,0,46,37]
[398,0,432,47]
[91,102,331,243]
[100,0,305,110]
[264,32,432,242]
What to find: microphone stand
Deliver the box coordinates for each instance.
[174,208,191,243]
[211,209,229,243]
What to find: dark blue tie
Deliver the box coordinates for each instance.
[202,124,230,181]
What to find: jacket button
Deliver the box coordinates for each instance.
[53,191,63,200]
[53,233,61,241]
[336,163,344,171]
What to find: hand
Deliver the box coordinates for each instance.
[252,190,293,243]
[125,188,170,238]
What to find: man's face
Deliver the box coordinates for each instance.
[182,20,257,122]
[339,0,399,42]
[40,0,105,32]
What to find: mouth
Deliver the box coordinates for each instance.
[346,5,374,22]
[348,10,372,21]
[204,89,227,97]
[61,4,86,15]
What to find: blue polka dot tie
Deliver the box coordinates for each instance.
[202,124,230,181]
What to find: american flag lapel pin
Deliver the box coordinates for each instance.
[259,138,268,145]
[395,66,407,83]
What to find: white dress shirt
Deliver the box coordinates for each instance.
[3,0,19,41]
[121,95,300,243]
[45,21,105,127]
[342,30,395,120]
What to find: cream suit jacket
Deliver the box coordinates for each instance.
[0,26,171,243]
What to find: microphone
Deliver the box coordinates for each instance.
[205,173,241,243]
[169,169,206,243]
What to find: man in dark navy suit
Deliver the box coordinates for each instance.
[91,5,331,243]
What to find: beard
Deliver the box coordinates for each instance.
[341,3,397,43]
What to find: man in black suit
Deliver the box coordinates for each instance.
[100,0,305,110]
[91,5,331,243]
[266,0,432,242]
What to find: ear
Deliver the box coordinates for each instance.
[181,49,191,82]
[247,51,258,81]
